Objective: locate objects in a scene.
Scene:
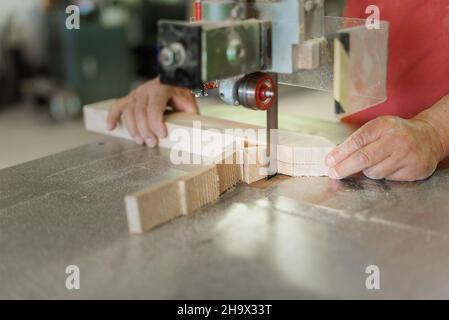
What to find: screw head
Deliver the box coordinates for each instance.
[159,48,175,67]
[226,39,245,62]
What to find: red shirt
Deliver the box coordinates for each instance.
[343,0,449,124]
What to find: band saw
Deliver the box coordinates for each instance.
[157,0,389,177]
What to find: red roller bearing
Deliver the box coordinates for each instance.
[238,72,276,111]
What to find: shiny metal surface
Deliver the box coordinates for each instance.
[1,118,449,299]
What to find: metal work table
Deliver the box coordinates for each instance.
[1,109,449,299]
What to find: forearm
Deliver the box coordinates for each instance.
[414,94,449,160]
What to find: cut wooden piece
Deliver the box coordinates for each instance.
[278,132,334,177]
[278,131,335,164]
[164,118,236,160]
[278,161,294,176]
[277,144,293,164]
[178,165,220,215]
[84,100,336,177]
[216,152,241,193]
[278,147,332,177]
[292,163,330,177]
[293,146,334,164]
[240,146,268,184]
[126,165,224,234]
[84,100,260,158]
[125,180,182,234]
[217,162,241,193]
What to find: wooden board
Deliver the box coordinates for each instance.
[239,146,268,184]
[178,165,220,215]
[84,100,335,174]
[84,100,259,159]
[125,164,228,234]
[216,152,242,193]
[125,179,183,234]
[85,100,336,234]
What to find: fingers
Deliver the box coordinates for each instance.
[180,97,199,114]
[328,136,393,179]
[363,156,403,180]
[146,95,169,140]
[112,83,168,147]
[386,168,431,182]
[170,89,199,114]
[386,169,411,182]
[325,116,440,182]
[123,104,144,145]
[107,97,128,131]
[385,157,437,182]
[109,79,198,147]
[326,118,394,167]
[135,94,157,147]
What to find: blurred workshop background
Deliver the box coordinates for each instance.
[0,0,344,170]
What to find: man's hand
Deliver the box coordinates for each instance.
[325,116,445,182]
[106,77,198,146]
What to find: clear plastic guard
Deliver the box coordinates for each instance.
[278,16,389,116]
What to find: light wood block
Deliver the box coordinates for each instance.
[126,165,222,234]
[178,165,220,215]
[278,161,294,176]
[84,99,130,140]
[216,152,241,193]
[293,163,330,177]
[83,100,336,169]
[84,100,258,158]
[240,146,268,184]
[125,180,183,234]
